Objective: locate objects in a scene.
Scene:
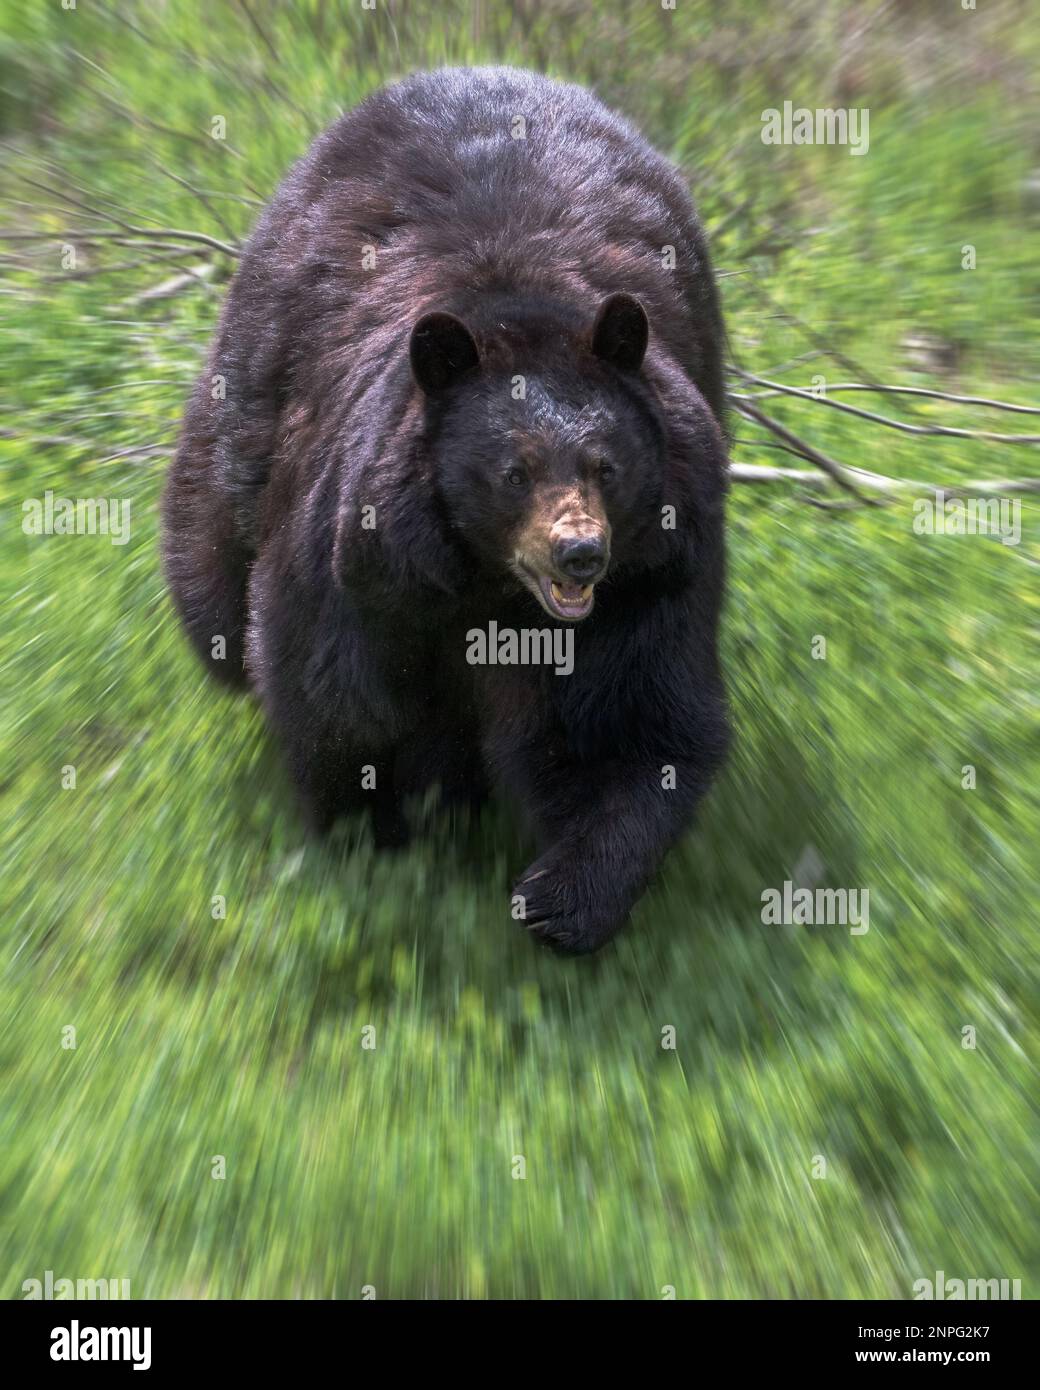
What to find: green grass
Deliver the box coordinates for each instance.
[1,0,1037,1298]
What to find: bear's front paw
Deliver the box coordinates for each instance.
[512,848,625,955]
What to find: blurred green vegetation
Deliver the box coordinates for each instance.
[1,0,1037,1297]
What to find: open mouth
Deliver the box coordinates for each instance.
[535,575,595,622]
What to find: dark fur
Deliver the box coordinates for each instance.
[162,67,730,954]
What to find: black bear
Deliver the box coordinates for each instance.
[163,66,730,954]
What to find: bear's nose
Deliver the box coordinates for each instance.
[554,534,608,582]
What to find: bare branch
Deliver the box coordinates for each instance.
[129,262,216,305]
[151,165,239,242]
[731,399,876,501]
[0,228,239,257]
[730,463,827,487]
[41,258,187,283]
[730,371,1040,442]
[730,377,1040,415]
[729,462,1040,497]
[0,426,173,459]
[731,275,929,418]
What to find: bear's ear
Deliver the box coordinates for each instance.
[591,293,649,373]
[410,312,480,393]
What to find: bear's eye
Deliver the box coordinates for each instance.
[505,466,527,487]
[597,460,615,480]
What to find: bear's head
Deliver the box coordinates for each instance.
[409,293,672,621]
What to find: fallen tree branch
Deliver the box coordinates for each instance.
[128,262,217,305]
[732,275,923,418]
[731,399,876,501]
[730,370,1040,442]
[0,227,239,257]
[731,379,1040,415]
[36,248,212,283]
[0,426,174,458]
[151,165,240,243]
[730,463,826,486]
[729,461,1040,496]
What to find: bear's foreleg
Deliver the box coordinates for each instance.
[508,752,719,953]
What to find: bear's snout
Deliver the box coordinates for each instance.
[552,531,608,583]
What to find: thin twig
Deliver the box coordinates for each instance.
[732,399,875,500]
[732,275,928,418]
[731,377,1040,415]
[151,165,240,243]
[729,461,1040,496]
[730,371,1040,442]
[0,228,239,256]
[0,426,174,458]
